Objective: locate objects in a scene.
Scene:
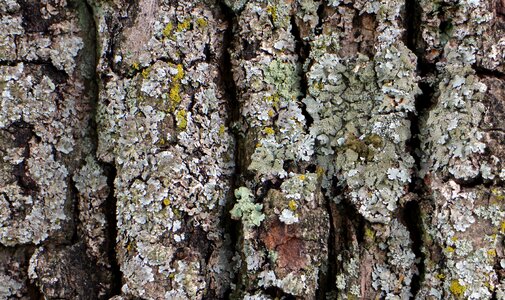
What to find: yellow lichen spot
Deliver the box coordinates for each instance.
[313,82,324,90]
[196,17,208,28]
[159,138,166,145]
[264,127,275,135]
[256,143,262,148]
[268,109,275,117]
[126,242,133,252]
[174,64,185,81]
[501,221,505,233]
[219,124,226,136]
[177,18,191,32]
[173,208,180,217]
[169,273,175,279]
[131,62,140,71]
[451,236,458,242]
[288,200,298,211]
[169,82,182,110]
[450,280,466,298]
[265,94,280,106]
[487,249,497,257]
[141,68,150,79]
[298,174,306,181]
[176,110,188,130]
[436,273,446,280]
[162,22,173,37]
[163,198,171,206]
[445,246,455,253]
[266,5,278,22]
[492,188,505,201]
[316,166,325,177]
[364,227,375,240]
[347,294,358,300]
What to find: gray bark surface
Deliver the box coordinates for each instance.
[0,0,504,299]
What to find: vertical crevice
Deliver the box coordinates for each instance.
[314,1,325,36]
[401,200,425,298]
[83,0,122,296]
[316,198,337,299]
[403,0,436,297]
[24,245,42,299]
[404,0,422,58]
[102,163,122,296]
[217,2,242,297]
[290,15,313,129]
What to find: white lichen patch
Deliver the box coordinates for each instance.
[278,209,299,225]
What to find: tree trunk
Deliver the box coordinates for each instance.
[1,0,504,299]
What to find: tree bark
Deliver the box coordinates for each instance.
[0,0,504,299]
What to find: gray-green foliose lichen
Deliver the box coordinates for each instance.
[230,187,265,227]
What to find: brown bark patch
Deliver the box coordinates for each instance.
[262,219,307,275]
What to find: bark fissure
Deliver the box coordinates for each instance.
[315,2,325,36]
[83,0,122,295]
[401,200,425,298]
[316,197,337,298]
[404,0,434,296]
[217,2,242,295]
[290,15,313,129]
[102,163,122,296]
[472,64,505,80]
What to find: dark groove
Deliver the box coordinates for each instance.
[316,197,337,299]
[402,201,425,298]
[24,246,43,300]
[290,15,313,129]
[314,2,325,35]
[404,0,421,56]
[472,64,505,80]
[263,286,296,299]
[7,121,40,197]
[83,0,123,296]
[217,2,242,298]
[404,0,432,297]
[102,163,122,296]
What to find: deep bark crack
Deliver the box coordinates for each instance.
[217,2,242,297]
[290,16,313,130]
[83,0,122,296]
[404,0,433,297]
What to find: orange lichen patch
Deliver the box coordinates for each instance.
[261,220,306,275]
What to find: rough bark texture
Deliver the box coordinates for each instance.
[0,0,504,299]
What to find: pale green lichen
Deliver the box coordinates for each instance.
[230,187,265,227]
